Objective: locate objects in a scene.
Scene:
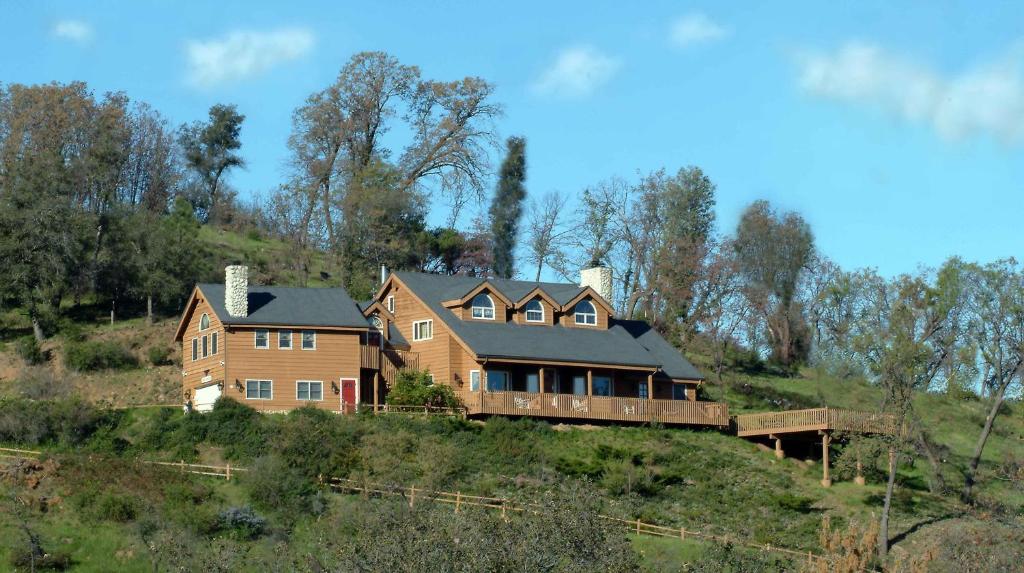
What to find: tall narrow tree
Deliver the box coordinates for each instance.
[488,136,527,279]
[179,104,245,223]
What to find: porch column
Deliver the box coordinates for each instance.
[538,368,545,395]
[647,373,654,400]
[770,434,784,459]
[373,372,380,413]
[586,369,593,396]
[820,431,832,487]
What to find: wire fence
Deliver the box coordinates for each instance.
[0,447,826,567]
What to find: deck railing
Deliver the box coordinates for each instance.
[359,346,420,386]
[734,407,899,436]
[461,390,729,427]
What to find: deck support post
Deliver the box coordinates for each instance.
[538,368,544,395]
[647,373,654,400]
[373,372,380,413]
[770,434,784,460]
[820,431,832,487]
[586,369,593,396]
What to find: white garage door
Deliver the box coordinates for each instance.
[193,384,222,413]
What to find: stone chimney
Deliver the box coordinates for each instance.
[580,266,613,305]
[225,265,249,318]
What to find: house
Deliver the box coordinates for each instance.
[174,265,729,427]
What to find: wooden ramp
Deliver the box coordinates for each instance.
[735,407,899,437]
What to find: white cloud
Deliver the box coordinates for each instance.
[798,41,1024,144]
[532,46,621,99]
[670,13,728,48]
[185,28,315,88]
[52,20,93,43]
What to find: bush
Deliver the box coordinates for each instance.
[147,345,172,366]
[94,492,139,522]
[15,336,45,365]
[218,506,267,540]
[243,455,321,526]
[64,340,138,371]
[386,370,462,409]
[14,367,68,400]
[8,546,73,571]
[0,398,113,446]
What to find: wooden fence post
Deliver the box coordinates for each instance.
[179,460,184,473]
[409,486,416,508]
[501,499,507,520]
[680,527,685,541]
[226,463,231,481]
[455,492,462,514]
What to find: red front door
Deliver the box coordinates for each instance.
[341,378,358,413]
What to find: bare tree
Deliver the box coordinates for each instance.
[524,191,571,281]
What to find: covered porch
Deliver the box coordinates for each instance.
[459,362,728,427]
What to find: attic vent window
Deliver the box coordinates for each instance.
[199,313,210,331]
[525,299,544,322]
[574,300,597,325]
[471,294,495,320]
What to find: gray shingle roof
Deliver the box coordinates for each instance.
[393,272,704,378]
[198,283,368,329]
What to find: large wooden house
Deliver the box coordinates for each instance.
[174,265,728,427]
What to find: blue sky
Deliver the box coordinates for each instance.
[3,0,1023,277]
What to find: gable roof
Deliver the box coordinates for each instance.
[197,283,369,330]
[392,272,704,378]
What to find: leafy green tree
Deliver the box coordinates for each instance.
[179,104,245,223]
[488,136,527,279]
[734,200,815,369]
[386,370,461,409]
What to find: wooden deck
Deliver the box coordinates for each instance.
[461,390,730,427]
[735,407,899,437]
[360,345,419,385]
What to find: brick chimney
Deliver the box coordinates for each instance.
[580,266,613,305]
[225,265,248,318]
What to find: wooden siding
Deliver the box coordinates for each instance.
[511,297,556,326]
[387,277,459,385]
[223,326,361,412]
[460,390,728,427]
[181,293,226,405]
[558,296,609,330]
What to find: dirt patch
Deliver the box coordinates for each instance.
[1,457,60,490]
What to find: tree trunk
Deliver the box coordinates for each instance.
[146,295,153,326]
[31,313,45,342]
[878,449,898,560]
[962,382,1009,502]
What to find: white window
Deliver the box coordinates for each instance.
[469,370,481,392]
[574,300,597,325]
[301,330,316,350]
[387,295,395,313]
[486,370,509,392]
[673,384,688,401]
[526,373,540,393]
[199,313,210,331]
[245,380,272,400]
[211,332,218,355]
[572,376,586,396]
[191,338,198,361]
[593,375,612,397]
[279,329,293,350]
[370,316,384,331]
[297,381,323,401]
[201,335,209,358]
[413,320,433,341]
[638,382,649,399]
[524,299,544,322]
[255,329,269,349]
[471,293,495,320]
[427,373,435,385]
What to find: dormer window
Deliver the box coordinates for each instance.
[199,313,210,330]
[525,299,544,323]
[471,293,495,320]
[574,300,597,325]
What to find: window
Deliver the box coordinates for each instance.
[297,381,323,401]
[387,295,395,313]
[574,300,597,325]
[592,375,612,397]
[525,299,544,322]
[199,313,210,331]
[526,373,540,393]
[201,335,209,358]
[255,329,269,349]
[191,338,198,361]
[673,384,688,401]
[572,376,586,396]
[471,293,495,319]
[486,370,509,392]
[370,316,384,331]
[413,320,433,341]
[245,380,272,400]
[302,330,316,350]
[211,332,218,355]
[278,329,293,350]
[638,382,649,399]
[427,373,435,385]
[469,370,481,392]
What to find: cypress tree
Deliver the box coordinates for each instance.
[489,136,527,279]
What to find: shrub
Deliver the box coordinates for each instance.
[0,398,113,446]
[15,336,45,365]
[64,340,138,371]
[14,367,68,400]
[386,370,462,409]
[243,455,321,526]
[218,506,267,540]
[147,345,172,366]
[93,492,139,522]
[8,546,73,571]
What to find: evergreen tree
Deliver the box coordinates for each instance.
[179,104,245,223]
[488,136,527,279]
